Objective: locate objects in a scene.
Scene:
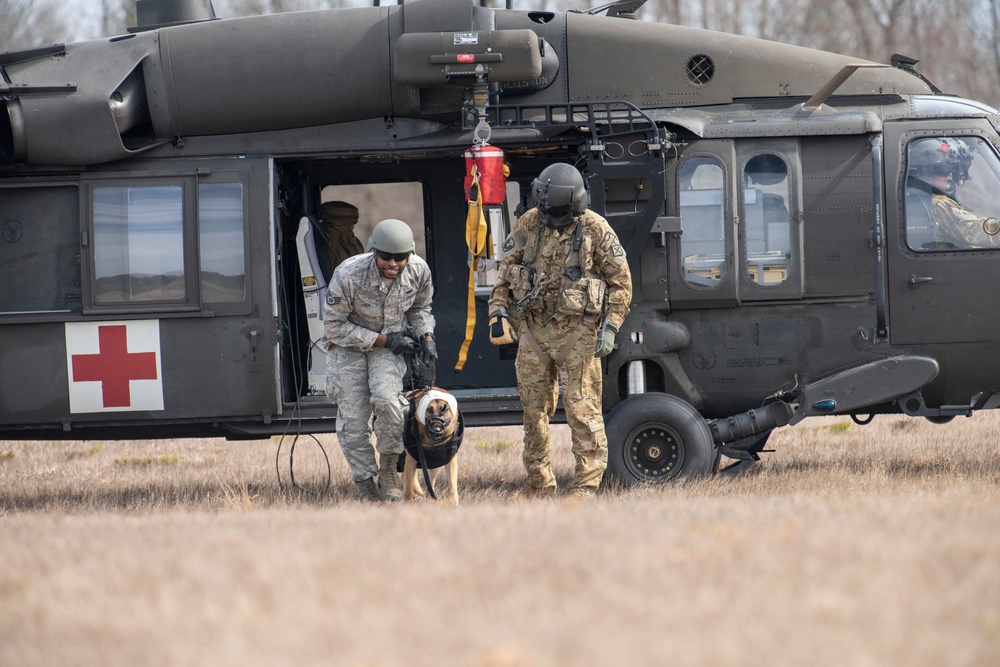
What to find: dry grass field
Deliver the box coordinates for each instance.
[1,411,999,667]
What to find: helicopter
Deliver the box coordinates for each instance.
[3,0,1000,486]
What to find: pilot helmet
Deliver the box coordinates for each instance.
[367,218,415,254]
[531,163,589,229]
[954,138,974,184]
[909,137,965,191]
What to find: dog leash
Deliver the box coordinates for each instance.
[414,423,438,501]
[405,353,438,500]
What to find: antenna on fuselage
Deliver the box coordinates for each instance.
[582,0,647,18]
[801,63,890,111]
[891,54,944,94]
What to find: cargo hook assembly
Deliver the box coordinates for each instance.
[470,79,492,145]
[474,117,492,146]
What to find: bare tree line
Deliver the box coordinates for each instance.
[612,0,1000,105]
[3,0,1000,104]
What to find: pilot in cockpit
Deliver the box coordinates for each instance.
[907,137,1000,249]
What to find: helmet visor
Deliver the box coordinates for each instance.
[536,182,578,211]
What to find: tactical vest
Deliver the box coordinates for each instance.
[506,213,607,319]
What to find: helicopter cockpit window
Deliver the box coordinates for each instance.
[679,156,726,287]
[905,136,1000,251]
[742,153,790,285]
[93,185,186,304]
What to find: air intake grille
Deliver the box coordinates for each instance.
[686,54,715,86]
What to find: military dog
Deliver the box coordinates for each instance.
[402,386,463,504]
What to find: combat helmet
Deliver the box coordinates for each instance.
[367,218,415,254]
[908,137,965,192]
[531,163,589,229]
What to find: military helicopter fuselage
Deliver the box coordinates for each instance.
[3,0,999,483]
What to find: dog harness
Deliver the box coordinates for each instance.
[403,409,464,469]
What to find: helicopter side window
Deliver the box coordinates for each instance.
[904,135,1000,251]
[199,182,246,302]
[93,185,186,304]
[741,153,790,285]
[0,185,81,314]
[679,157,726,287]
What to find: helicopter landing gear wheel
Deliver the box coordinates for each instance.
[604,393,716,488]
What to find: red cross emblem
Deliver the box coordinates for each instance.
[65,320,164,413]
[71,325,158,408]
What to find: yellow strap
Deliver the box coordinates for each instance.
[455,165,489,372]
[465,167,488,255]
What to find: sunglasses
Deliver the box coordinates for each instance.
[375,250,411,262]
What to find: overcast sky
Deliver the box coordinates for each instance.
[52,0,105,42]
[50,0,361,43]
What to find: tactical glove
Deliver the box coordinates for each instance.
[420,337,438,366]
[595,319,619,358]
[488,308,517,345]
[384,331,420,356]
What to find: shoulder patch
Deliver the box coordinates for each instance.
[598,230,625,258]
[326,294,341,306]
[502,229,528,254]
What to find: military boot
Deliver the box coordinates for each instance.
[568,487,597,502]
[378,454,403,503]
[354,477,381,502]
[523,484,556,500]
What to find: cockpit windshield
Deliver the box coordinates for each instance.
[904,135,1000,251]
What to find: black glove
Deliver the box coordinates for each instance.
[384,331,420,356]
[420,337,438,366]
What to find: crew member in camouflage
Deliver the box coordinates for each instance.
[324,218,437,502]
[908,136,1000,249]
[488,163,632,499]
[931,190,1000,249]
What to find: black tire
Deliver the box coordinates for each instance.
[925,415,955,425]
[604,393,716,487]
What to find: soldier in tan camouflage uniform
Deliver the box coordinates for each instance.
[324,218,437,502]
[488,163,632,500]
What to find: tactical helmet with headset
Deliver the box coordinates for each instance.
[954,138,974,183]
[531,163,589,229]
[367,218,415,254]
[908,137,968,192]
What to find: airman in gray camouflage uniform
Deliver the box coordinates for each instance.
[488,163,632,499]
[324,218,437,502]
